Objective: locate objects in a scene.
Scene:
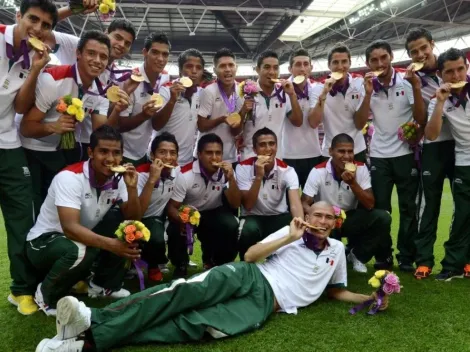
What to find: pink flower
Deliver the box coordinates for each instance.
[397,127,404,141]
[384,273,399,285]
[244,81,259,95]
[382,283,395,295]
[367,124,374,137]
[332,206,341,217]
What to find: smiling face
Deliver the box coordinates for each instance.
[407,37,436,71]
[16,6,54,42]
[214,56,237,87]
[181,56,204,86]
[88,139,123,179]
[150,141,178,166]
[108,28,134,61]
[143,42,170,76]
[256,57,280,87]
[367,48,393,78]
[305,202,336,239]
[76,39,110,79]
[329,142,354,173]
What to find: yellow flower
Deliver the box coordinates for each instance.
[190,215,198,226]
[368,277,381,289]
[71,98,83,108]
[134,221,145,230]
[103,0,113,5]
[141,228,151,242]
[193,211,201,220]
[75,108,85,122]
[66,105,78,116]
[99,3,110,14]
[340,209,346,220]
[375,270,387,279]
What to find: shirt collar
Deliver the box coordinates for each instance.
[374,68,397,92]
[83,160,90,179]
[5,24,15,45]
[73,63,99,92]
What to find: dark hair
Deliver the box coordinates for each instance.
[327,44,351,65]
[202,69,213,83]
[365,40,392,62]
[405,28,433,53]
[197,133,223,153]
[331,133,354,149]
[150,132,179,154]
[144,32,171,51]
[256,50,278,68]
[77,30,111,54]
[20,0,58,28]
[213,48,236,66]
[289,48,311,67]
[90,125,123,150]
[437,48,467,72]
[107,19,136,42]
[253,127,277,148]
[178,48,205,73]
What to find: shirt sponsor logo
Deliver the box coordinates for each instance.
[446,106,456,112]
[423,171,431,176]
[370,166,376,171]
[454,178,463,184]
[22,166,31,177]
[85,193,92,199]
[411,168,418,176]
[192,184,200,189]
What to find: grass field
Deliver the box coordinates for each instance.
[1,182,470,352]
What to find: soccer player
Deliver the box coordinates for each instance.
[153,48,204,166]
[197,48,250,164]
[354,40,426,272]
[36,202,388,352]
[282,49,322,187]
[166,134,241,278]
[301,134,393,273]
[425,48,470,280]
[119,32,171,166]
[405,28,455,280]
[25,125,142,316]
[136,133,180,282]
[309,44,367,163]
[20,30,128,218]
[237,127,303,260]
[1,0,57,315]
[241,50,302,160]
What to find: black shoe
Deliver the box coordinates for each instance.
[172,265,188,279]
[398,262,415,272]
[374,256,393,270]
[435,270,464,282]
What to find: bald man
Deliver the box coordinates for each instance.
[37,202,387,352]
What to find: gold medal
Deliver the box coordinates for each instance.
[106,86,120,103]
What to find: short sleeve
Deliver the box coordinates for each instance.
[52,31,79,65]
[308,82,316,108]
[159,85,171,105]
[284,94,292,117]
[403,80,414,105]
[260,225,290,244]
[327,243,348,288]
[93,96,110,116]
[236,87,245,111]
[171,173,188,203]
[198,87,214,118]
[357,165,372,190]
[427,98,437,120]
[54,172,82,209]
[116,179,128,203]
[35,73,58,113]
[235,164,253,191]
[354,78,365,111]
[311,84,323,107]
[303,168,321,198]
[137,172,148,194]
[284,167,299,190]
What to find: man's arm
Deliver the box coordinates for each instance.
[119,165,142,220]
[238,159,267,211]
[138,160,164,215]
[405,66,427,126]
[152,84,185,131]
[167,199,183,225]
[197,115,228,132]
[326,288,373,304]
[197,87,228,132]
[221,162,242,209]
[119,100,159,133]
[167,173,188,224]
[308,81,333,129]
[286,94,303,127]
[354,73,373,130]
[300,168,319,214]
[301,193,314,215]
[350,186,374,210]
[57,0,99,21]
[288,189,304,218]
[425,89,449,141]
[20,106,75,138]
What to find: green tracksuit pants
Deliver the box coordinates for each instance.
[0,147,37,295]
[415,141,455,268]
[370,153,419,264]
[63,142,89,166]
[284,156,324,188]
[123,155,148,167]
[89,262,274,351]
[141,216,168,268]
[238,213,292,260]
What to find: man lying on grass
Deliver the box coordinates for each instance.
[36,201,387,352]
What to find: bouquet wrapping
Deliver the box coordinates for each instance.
[178,205,201,255]
[56,95,85,150]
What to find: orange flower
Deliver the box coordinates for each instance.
[125,233,135,243]
[124,224,136,235]
[180,213,189,222]
[134,231,143,240]
[56,102,68,113]
[183,207,190,214]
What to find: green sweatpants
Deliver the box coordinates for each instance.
[24,149,66,218]
[141,216,167,268]
[321,150,367,165]
[238,213,292,260]
[339,209,393,263]
[63,142,89,166]
[441,166,470,272]
[0,148,37,295]
[167,206,239,267]
[415,141,455,268]
[284,156,323,188]
[370,154,419,264]
[123,155,148,167]
[89,262,274,351]
[26,208,127,307]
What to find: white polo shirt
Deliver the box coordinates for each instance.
[197,81,244,163]
[171,160,228,211]
[120,63,166,161]
[282,78,321,159]
[428,95,470,166]
[236,157,299,216]
[20,65,109,151]
[52,31,79,65]
[303,159,371,211]
[257,225,347,315]
[155,82,202,165]
[27,160,128,241]
[311,73,366,156]
[242,81,293,161]
[136,162,179,218]
[0,24,39,149]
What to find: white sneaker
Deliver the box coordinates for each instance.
[35,337,84,352]
[188,260,198,268]
[87,281,130,299]
[35,283,57,317]
[347,250,368,273]
[158,263,170,273]
[56,296,91,340]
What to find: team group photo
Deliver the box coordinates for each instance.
[0,0,469,351]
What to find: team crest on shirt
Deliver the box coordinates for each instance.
[192,184,200,189]
[446,106,456,112]
[395,90,405,96]
[351,94,359,99]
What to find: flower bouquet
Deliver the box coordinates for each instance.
[238,79,259,124]
[68,0,116,20]
[333,205,346,229]
[179,205,201,255]
[350,270,401,315]
[398,121,423,168]
[56,95,85,149]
